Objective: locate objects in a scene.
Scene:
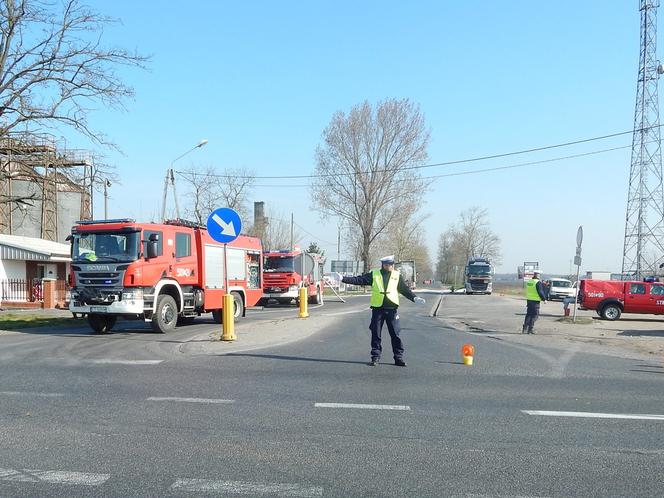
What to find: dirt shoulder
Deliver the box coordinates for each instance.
[435,292,664,361]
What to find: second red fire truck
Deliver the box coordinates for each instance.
[261,248,325,305]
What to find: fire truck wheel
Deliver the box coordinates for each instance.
[310,286,323,305]
[600,303,622,321]
[152,295,178,333]
[231,291,244,320]
[88,314,116,334]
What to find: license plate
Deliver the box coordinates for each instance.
[90,306,107,313]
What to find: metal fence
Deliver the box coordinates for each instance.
[54,279,69,304]
[0,279,41,302]
[0,279,69,303]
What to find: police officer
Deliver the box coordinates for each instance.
[342,255,426,366]
[523,270,547,334]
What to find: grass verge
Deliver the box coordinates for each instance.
[0,313,77,330]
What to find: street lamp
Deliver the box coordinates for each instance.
[103,179,111,219]
[161,139,208,221]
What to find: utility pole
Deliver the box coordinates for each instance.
[103,179,111,219]
[290,212,294,251]
[623,0,664,280]
[161,139,208,221]
[337,223,341,261]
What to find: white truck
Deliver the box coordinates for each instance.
[464,257,493,294]
[395,260,416,289]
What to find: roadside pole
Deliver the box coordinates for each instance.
[206,207,241,342]
[221,242,236,341]
[572,226,583,323]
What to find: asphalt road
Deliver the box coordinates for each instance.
[0,293,662,497]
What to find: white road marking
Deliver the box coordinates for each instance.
[315,402,411,411]
[171,478,323,497]
[248,303,325,313]
[0,468,110,486]
[86,359,164,365]
[523,410,664,420]
[321,308,368,316]
[0,391,64,397]
[147,397,235,404]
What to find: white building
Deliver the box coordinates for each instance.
[0,234,70,304]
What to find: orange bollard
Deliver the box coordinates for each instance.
[461,343,475,366]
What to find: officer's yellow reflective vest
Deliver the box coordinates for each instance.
[370,269,400,307]
[525,278,542,302]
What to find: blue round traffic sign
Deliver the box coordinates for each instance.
[206,208,242,244]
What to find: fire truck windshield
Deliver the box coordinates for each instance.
[72,232,140,263]
[264,255,295,272]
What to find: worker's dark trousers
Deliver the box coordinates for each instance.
[523,300,541,332]
[369,308,404,360]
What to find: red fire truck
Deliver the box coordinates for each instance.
[578,279,664,320]
[262,248,325,305]
[68,219,263,333]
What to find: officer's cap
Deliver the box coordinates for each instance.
[380,255,395,265]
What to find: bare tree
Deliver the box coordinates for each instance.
[377,205,432,279]
[0,0,148,144]
[258,210,302,251]
[178,165,255,224]
[311,99,430,271]
[435,207,502,283]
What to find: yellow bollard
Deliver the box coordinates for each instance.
[298,286,309,318]
[221,293,236,341]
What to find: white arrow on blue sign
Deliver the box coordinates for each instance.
[206,207,242,244]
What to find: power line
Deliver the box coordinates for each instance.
[292,220,337,246]
[248,142,632,188]
[175,127,646,181]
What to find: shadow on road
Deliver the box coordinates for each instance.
[225,352,369,365]
[513,312,564,318]
[618,329,664,337]
[630,369,664,374]
[607,317,664,323]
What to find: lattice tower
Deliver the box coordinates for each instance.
[623,0,664,279]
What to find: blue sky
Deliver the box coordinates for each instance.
[71,1,643,274]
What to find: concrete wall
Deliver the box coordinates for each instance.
[0,259,26,280]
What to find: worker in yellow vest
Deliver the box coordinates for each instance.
[342,255,426,366]
[523,270,547,334]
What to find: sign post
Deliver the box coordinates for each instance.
[206,208,242,341]
[573,225,583,323]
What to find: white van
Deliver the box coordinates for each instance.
[545,278,576,300]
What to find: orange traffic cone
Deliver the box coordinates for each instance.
[461,343,475,366]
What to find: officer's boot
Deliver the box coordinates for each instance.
[522,325,528,334]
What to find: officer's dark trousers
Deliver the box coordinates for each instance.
[369,308,404,360]
[523,300,541,331]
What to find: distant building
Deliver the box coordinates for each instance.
[0,133,92,243]
[0,233,70,307]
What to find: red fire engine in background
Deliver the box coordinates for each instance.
[68,219,263,333]
[261,248,325,305]
[578,278,664,320]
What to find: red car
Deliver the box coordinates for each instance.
[578,279,664,320]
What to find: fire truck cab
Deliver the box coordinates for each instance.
[68,219,263,333]
[262,248,325,305]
